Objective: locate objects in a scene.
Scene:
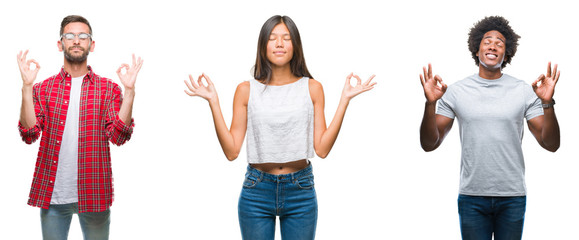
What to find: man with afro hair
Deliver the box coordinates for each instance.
[419,16,560,240]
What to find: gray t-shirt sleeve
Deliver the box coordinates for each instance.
[437,92,456,119]
[524,86,543,120]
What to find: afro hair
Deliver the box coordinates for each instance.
[468,16,520,68]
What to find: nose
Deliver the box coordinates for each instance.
[72,36,81,44]
[275,37,284,48]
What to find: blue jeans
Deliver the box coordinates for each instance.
[40,203,110,240]
[238,164,317,240]
[458,194,526,240]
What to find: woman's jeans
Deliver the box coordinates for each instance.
[458,194,526,240]
[239,164,317,240]
[40,203,110,240]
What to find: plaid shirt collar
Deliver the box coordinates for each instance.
[57,65,96,84]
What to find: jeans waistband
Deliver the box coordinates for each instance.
[246,163,313,183]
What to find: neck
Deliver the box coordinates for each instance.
[478,65,502,80]
[63,60,89,78]
[269,64,298,85]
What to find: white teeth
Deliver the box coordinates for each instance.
[486,54,497,59]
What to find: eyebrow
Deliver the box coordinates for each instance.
[64,32,90,35]
[483,35,505,43]
[270,32,291,36]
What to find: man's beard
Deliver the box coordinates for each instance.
[63,44,90,63]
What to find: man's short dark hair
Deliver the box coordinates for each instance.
[468,16,520,68]
[60,15,92,37]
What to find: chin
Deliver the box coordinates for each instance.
[271,61,291,67]
[480,60,503,70]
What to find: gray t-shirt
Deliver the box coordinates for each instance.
[437,73,543,196]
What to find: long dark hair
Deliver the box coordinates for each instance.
[253,15,313,84]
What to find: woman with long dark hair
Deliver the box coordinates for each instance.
[184,15,375,239]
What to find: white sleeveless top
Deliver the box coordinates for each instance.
[246,77,315,164]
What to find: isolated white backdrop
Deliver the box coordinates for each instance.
[1,0,577,239]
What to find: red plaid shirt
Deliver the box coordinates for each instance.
[18,66,134,213]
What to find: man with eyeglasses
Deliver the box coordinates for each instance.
[17,15,143,240]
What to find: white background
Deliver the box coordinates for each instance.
[1,0,577,239]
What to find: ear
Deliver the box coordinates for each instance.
[58,40,63,52]
[89,40,95,52]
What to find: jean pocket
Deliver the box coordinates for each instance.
[295,175,315,190]
[242,172,260,188]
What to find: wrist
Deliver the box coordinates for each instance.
[541,98,555,108]
[541,98,553,104]
[22,84,33,91]
[124,89,136,98]
[22,85,33,96]
[339,96,351,105]
[208,95,220,105]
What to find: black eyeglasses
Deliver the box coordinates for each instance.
[61,33,92,41]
